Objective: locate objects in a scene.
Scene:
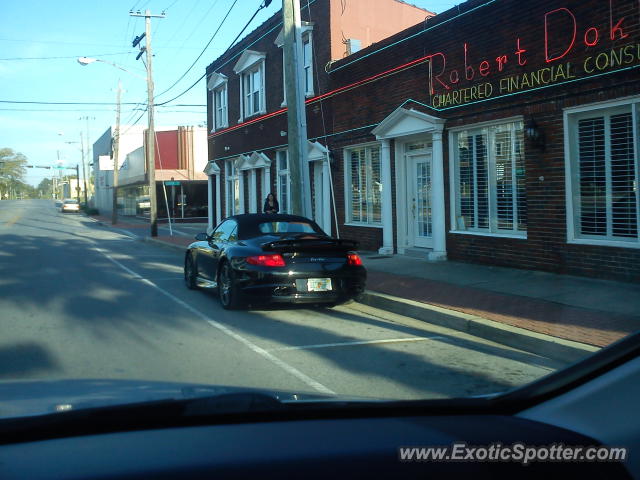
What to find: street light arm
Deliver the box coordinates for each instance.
[77,57,146,80]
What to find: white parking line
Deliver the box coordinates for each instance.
[143,276,183,281]
[267,336,443,352]
[95,248,335,395]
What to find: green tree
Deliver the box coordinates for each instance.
[0,148,28,200]
[37,177,54,198]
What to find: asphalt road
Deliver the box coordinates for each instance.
[0,200,563,400]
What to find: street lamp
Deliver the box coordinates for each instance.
[78,57,137,226]
[77,57,146,79]
[78,51,157,235]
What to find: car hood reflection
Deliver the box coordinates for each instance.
[0,379,378,419]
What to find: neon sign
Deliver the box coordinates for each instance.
[428,0,639,109]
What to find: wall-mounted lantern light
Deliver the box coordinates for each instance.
[525,117,545,152]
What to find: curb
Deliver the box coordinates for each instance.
[358,291,599,364]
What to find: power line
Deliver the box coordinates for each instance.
[162,0,180,11]
[161,0,205,48]
[156,0,238,97]
[156,0,269,107]
[0,100,145,106]
[0,100,204,106]
[0,37,129,48]
[0,51,133,61]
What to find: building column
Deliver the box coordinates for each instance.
[207,174,214,232]
[215,174,221,225]
[322,156,331,236]
[238,171,245,214]
[249,169,257,213]
[263,167,271,199]
[379,138,393,255]
[429,131,447,261]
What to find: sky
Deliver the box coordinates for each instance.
[0,0,460,187]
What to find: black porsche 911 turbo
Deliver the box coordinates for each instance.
[183,214,367,309]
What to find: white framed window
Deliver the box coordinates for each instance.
[276,149,290,213]
[565,97,639,247]
[225,160,240,217]
[233,50,266,121]
[242,65,264,117]
[302,32,313,96]
[277,25,314,105]
[450,119,527,236]
[207,73,228,132]
[344,143,382,225]
[213,84,228,130]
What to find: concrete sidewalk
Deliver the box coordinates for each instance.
[88,214,638,359]
[360,254,639,348]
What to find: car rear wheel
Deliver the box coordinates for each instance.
[184,254,198,290]
[218,262,240,310]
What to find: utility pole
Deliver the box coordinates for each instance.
[76,165,81,202]
[79,131,88,205]
[112,80,122,225]
[85,116,94,206]
[131,9,165,237]
[282,0,311,217]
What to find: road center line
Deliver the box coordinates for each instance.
[95,248,335,395]
[1,211,23,228]
[267,336,444,352]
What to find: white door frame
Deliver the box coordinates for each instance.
[372,106,446,260]
[307,141,331,235]
[204,160,221,234]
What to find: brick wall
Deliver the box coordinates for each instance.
[323,0,640,282]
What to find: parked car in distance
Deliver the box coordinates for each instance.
[54,199,63,208]
[60,198,80,213]
[136,196,151,213]
[184,214,367,309]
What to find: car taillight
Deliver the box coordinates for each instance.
[346,252,363,266]
[246,254,286,267]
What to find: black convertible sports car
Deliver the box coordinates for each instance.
[183,214,367,309]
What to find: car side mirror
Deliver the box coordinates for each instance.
[195,232,208,241]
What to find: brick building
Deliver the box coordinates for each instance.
[94,126,209,219]
[204,0,640,282]
[204,0,433,233]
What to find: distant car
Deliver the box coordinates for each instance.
[183,214,367,309]
[60,198,80,213]
[136,196,151,213]
[54,199,63,208]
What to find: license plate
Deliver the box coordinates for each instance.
[307,278,332,292]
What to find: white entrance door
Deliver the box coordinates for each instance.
[408,154,433,248]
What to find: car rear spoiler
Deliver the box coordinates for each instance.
[261,237,359,252]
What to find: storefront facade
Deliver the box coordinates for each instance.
[325,0,639,281]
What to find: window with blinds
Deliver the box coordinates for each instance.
[571,103,639,243]
[345,145,382,225]
[454,121,526,235]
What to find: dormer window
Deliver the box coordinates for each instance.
[233,50,266,121]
